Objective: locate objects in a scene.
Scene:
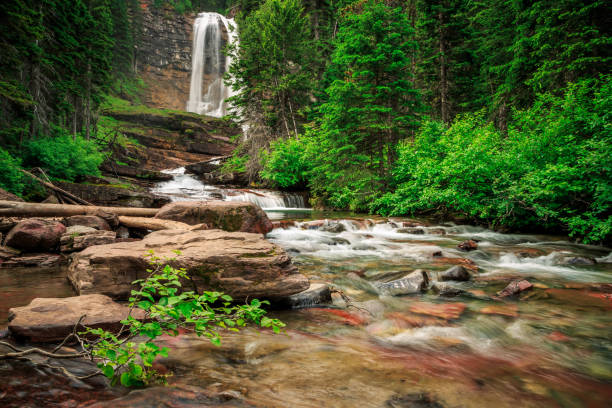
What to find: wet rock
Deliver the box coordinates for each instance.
[185,160,221,175]
[547,331,570,342]
[433,257,479,272]
[56,181,170,208]
[61,230,117,252]
[0,252,66,268]
[5,219,66,252]
[277,283,332,309]
[401,221,425,228]
[428,228,446,235]
[8,294,145,342]
[351,299,386,318]
[330,237,351,245]
[375,270,429,296]
[271,220,296,229]
[155,200,273,234]
[82,384,251,407]
[397,227,425,234]
[431,282,465,297]
[320,222,346,233]
[513,247,546,258]
[100,163,173,181]
[439,265,471,282]
[409,302,466,320]
[386,393,444,408]
[116,226,130,239]
[68,229,308,300]
[496,279,533,298]
[63,215,111,231]
[300,220,326,229]
[562,256,596,266]
[457,240,478,251]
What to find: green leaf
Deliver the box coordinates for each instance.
[120,372,131,387]
[102,365,114,378]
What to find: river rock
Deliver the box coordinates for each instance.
[0,252,66,268]
[278,283,332,309]
[68,228,308,300]
[83,384,251,407]
[431,282,465,297]
[409,302,466,320]
[320,222,346,233]
[439,265,471,282]
[185,160,220,175]
[562,256,597,266]
[397,227,425,234]
[7,294,145,342]
[155,201,273,234]
[63,215,111,231]
[457,240,478,251]
[61,229,117,252]
[375,270,429,296]
[496,279,533,298]
[5,219,66,252]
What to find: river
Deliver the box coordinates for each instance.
[1,169,611,407]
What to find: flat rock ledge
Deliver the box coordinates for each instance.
[8,294,144,343]
[68,228,309,301]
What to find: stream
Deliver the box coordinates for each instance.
[1,169,611,407]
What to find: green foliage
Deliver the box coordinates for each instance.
[306,0,423,211]
[261,137,311,188]
[373,77,611,243]
[0,148,25,195]
[82,251,284,387]
[22,127,105,181]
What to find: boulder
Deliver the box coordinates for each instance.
[277,283,332,309]
[7,294,145,342]
[5,219,66,252]
[458,240,478,251]
[56,181,170,208]
[68,228,309,300]
[185,160,220,175]
[432,282,466,297]
[439,265,471,282]
[155,201,273,234]
[63,215,111,231]
[60,230,117,252]
[397,227,425,234]
[375,270,429,296]
[496,279,533,298]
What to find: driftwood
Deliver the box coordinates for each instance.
[118,216,190,231]
[20,169,93,206]
[0,201,158,218]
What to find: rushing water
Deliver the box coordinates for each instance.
[2,184,612,406]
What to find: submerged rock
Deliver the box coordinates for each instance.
[375,270,430,296]
[431,282,465,297]
[439,265,471,282]
[320,222,346,233]
[562,256,597,266]
[277,283,332,309]
[155,201,273,234]
[8,294,145,342]
[68,228,308,300]
[385,392,445,408]
[397,227,425,234]
[496,279,533,298]
[5,219,66,252]
[409,302,466,320]
[82,383,250,407]
[457,240,478,251]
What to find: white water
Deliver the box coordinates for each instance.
[186,12,237,117]
[152,167,310,213]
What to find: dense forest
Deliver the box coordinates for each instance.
[0,0,610,243]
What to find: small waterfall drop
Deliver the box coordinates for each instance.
[186,12,237,117]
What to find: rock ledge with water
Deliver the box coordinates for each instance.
[68,228,309,300]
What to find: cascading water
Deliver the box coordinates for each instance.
[186,12,237,117]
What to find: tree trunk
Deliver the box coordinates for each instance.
[0,201,159,218]
[118,216,190,231]
[439,11,450,124]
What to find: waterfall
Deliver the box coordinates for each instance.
[186,12,237,117]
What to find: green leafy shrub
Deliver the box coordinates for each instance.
[261,137,311,189]
[81,251,284,387]
[0,148,25,195]
[373,76,611,243]
[22,126,105,181]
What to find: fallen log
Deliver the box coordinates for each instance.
[118,216,190,231]
[0,201,158,218]
[20,169,93,206]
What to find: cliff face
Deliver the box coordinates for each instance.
[136,2,195,111]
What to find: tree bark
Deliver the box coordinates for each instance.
[117,216,190,231]
[0,201,159,218]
